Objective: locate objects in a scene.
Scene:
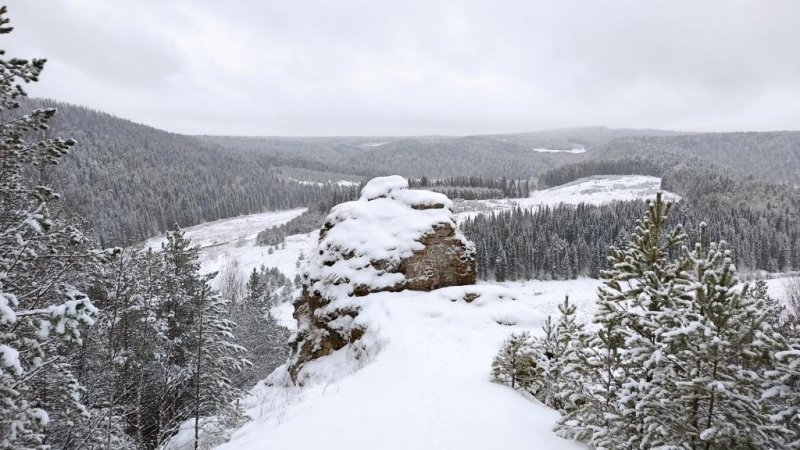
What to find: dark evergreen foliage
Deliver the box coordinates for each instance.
[597,131,800,185]
[409,176,531,199]
[461,200,800,281]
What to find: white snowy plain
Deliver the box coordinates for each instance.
[455,175,682,221]
[137,175,792,450]
[532,147,587,154]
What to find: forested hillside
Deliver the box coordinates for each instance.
[21,99,342,246]
[597,132,800,185]
[200,127,680,179]
[20,97,800,249]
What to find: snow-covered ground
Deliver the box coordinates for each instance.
[455,175,681,221]
[144,208,311,282]
[220,286,585,450]
[219,272,792,450]
[532,147,586,154]
[292,178,361,187]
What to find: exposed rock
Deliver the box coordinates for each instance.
[288,176,476,381]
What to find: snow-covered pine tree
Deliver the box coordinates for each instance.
[229,266,290,390]
[0,7,112,448]
[643,232,786,449]
[187,283,248,449]
[491,332,540,391]
[244,268,265,309]
[494,249,508,282]
[52,249,145,449]
[557,193,690,449]
[531,315,558,397]
[765,339,800,448]
[537,296,585,413]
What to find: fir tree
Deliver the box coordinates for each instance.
[187,284,248,449]
[491,332,540,391]
[643,230,783,448]
[537,296,585,413]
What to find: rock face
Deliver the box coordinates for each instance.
[288,176,476,381]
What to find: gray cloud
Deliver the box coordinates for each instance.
[5,0,800,135]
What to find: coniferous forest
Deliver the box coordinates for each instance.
[2,3,800,450]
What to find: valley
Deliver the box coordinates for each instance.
[4,4,800,448]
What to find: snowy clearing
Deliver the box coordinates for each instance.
[532,147,587,154]
[362,142,388,147]
[455,175,681,221]
[144,208,309,281]
[291,178,361,187]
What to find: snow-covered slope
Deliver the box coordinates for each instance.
[455,175,680,221]
[219,286,585,450]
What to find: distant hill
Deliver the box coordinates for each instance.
[199,127,683,179]
[596,132,800,185]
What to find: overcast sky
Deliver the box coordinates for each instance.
[5,0,800,136]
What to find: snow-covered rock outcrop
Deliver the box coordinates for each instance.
[289,176,476,380]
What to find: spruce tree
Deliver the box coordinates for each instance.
[491,332,540,391]
[538,296,585,413]
[187,284,248,449]
[641,228,784,448]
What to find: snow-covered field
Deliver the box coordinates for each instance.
[144,208,311,282]
[293,178,361,187]
[532,147,586,154]
[455,175,681,221]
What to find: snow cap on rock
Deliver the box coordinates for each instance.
[360,175,408,200]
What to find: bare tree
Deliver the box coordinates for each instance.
[218,259,245,306]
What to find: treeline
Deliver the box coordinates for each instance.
[409,176,532,199]
[491,196,800,448]
[538,154,800,216]
[662,162,800,213]
[461,200,800,281]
